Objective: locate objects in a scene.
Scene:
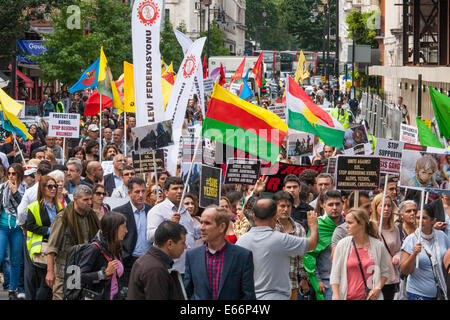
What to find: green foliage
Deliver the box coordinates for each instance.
[282,0,336,52]
[35,0,132,86]
[0,0,72,65]
[345,9,378,48]
[199,20,230,57]
[160,19,187,71]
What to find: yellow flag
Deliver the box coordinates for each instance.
[294,50,310,84]
[0,88,33,140]
[123,61,135,113]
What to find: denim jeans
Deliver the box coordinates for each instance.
[406,291,436,300]
[0,225,24,291]
[1,246,10,286]
[321,279,333,300]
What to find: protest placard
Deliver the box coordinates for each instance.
[131,120,173,154]
[400,124,419,144]
[265,163,324,192]
[199,164,222,208]
[268,104,286,121]
[374,138,404,175]
[131,149,165,175]
[48,112,80,138]
[399,149,449,191]
[203,77,214,95]
[335,155,380,190]
[342,124,371,154]
[225,158,260,185]
[287,131,314,157]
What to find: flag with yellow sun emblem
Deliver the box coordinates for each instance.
[286,76,345,148]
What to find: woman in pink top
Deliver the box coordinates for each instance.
[330,208,391,300]
[370,193,402,300]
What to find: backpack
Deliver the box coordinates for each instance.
[62,241,111,300]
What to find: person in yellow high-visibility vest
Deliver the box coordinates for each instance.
[26,176,63,300]
[361,120,376,153]
[330,98,350,129]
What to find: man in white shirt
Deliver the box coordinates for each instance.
[111,165,135,199]
[236,198,318,300]
[146,176,201,274]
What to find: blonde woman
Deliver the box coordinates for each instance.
[330,208,390,300]
[370,193,401,300]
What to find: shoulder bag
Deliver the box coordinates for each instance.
[352,238,371,299]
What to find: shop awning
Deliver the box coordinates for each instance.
[8,64,34,88]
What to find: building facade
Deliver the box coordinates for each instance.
[164,0,246,55]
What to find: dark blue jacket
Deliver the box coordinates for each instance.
[184,242,256,300]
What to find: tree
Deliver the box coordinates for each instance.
[200,20,230,58]
[160,19,187,71]
[282,0,336,52]
[35,0,132,87]
[345,9,378,48]
[246,0,297,51]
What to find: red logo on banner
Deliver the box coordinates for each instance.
[183,54,197,79]
[137,0,160,26]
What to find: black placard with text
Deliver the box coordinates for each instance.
[225,158,261,185]
[335,155,380,190]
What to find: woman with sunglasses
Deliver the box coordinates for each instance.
[48,170,70,208]
[0,164,28,299]
[92,184,111,221]
[144,181,165,206]
[25,175,63,300]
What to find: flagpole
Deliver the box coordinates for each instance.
[178,137,202,214]
[99,94,102,161]
[378,174,389,236]
[152,149,159,202]
[416,189,425,268]
[124,111,127,156]
[12,133,26,166]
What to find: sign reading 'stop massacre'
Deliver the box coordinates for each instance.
[225,158,260,185]
[48,112,80,138]
[335,156,380,190]
[199,164,222,208]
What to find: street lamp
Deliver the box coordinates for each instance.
[203,0,212,66]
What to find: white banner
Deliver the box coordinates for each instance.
[164,36,206,176]
[48,112,80,138]
[132,0,164,127]
[174,29,206,118]
[203,78,214,95]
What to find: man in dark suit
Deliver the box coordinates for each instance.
[127,221,187,300]
[113,177,152,289]
[184,205,256,300]
[103,154,127,196]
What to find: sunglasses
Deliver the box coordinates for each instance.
[95,192,106,196]
[7,171,17,176]
[46,184,58,190]
[152,188,164,194]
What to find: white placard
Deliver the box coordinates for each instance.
[203,77,214,95]
[48,112,80,138]
[399,124,418,144]
[374,138,404,175]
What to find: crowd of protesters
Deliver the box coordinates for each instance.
[0,87,448,302]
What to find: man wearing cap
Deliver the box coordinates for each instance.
[23,167,37,187]
[79,124,100,147]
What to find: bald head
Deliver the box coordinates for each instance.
[86,161,103,182]
[253,199,277,221]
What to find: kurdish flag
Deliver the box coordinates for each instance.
[202,83,287,163]
[286,76,344,148]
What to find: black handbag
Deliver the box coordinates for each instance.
[352,239,371,299]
